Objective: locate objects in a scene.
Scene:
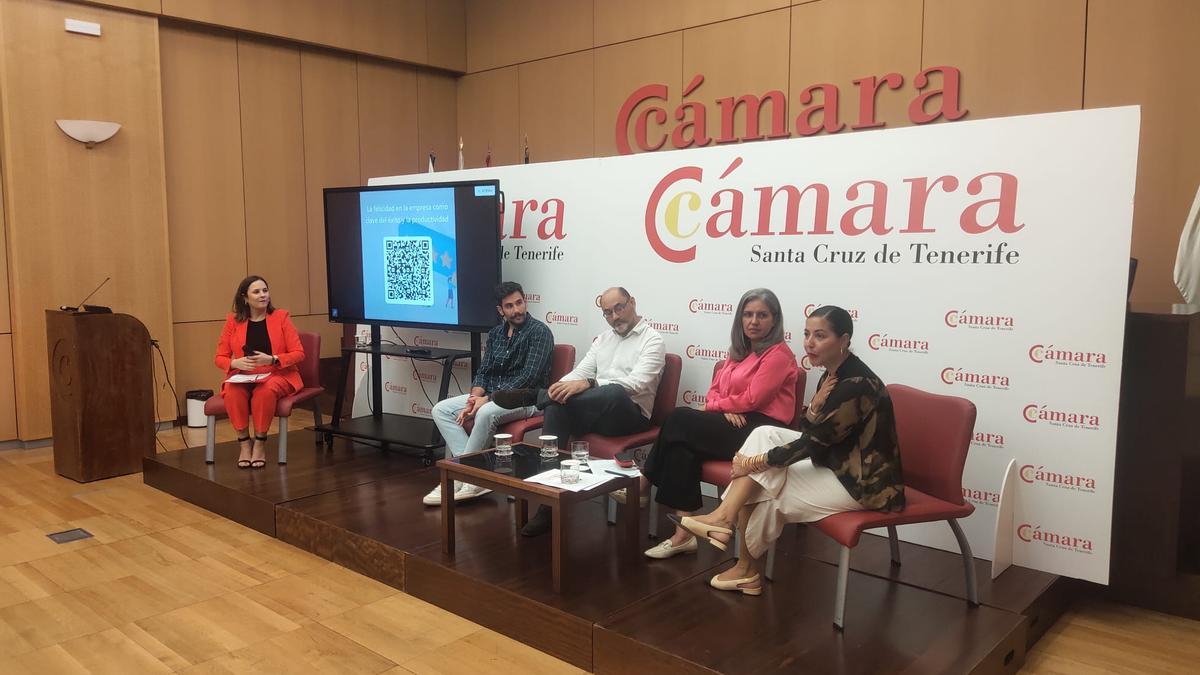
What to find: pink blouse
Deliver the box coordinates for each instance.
[705,341,798,425]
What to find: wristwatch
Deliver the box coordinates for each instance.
[587,377,598,389]
[272,355,280,366]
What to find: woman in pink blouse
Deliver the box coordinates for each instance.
[636,288,798,559]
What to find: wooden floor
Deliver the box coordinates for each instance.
[1,411,1198,673]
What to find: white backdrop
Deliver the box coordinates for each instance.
[352,107,1139,584]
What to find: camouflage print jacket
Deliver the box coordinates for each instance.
[765,353,905,512]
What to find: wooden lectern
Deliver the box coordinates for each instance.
[46,310,155,482]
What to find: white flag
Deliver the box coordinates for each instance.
[427,152,436,174]
[1174,183,1200,303]
[458,137,464,170]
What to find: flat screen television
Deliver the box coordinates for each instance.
[323,180,502,331]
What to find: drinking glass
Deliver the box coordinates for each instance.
[559,459,581,484]
[539,435,559,459]
[493,433,513,457]
[570,441,589,470]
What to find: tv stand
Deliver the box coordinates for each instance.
[317,325,480,464]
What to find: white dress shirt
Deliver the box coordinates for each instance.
[563,318,666,418]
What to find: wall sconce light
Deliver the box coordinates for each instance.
[55,120,121,148]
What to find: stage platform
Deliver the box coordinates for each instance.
[144,433,1071,673]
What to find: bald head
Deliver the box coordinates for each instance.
[600,287,639,336]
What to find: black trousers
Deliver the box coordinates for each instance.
[539,383,649,445]
[641,407,779,512]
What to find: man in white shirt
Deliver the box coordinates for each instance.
[493,287,666,536]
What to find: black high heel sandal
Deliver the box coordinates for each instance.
[236,435,252,469]
[250,435,268,469]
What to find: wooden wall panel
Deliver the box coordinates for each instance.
[457,67,519,168]
[0,161,10,335]
[358,58,419,181]
[161,0,432,68]
[464,0,592,73]
[300,49,360,316]
[680,9,791,148]
[594,32,683,157]
[237,38,310,314]
[172,320,224,404]
[161,24,246,323]
[0,0,174,439]
[790,0,923,134]
[518,51,594,163]
[0,335,15,441]
[593,0,787,46]
[425,0,466,72]
[417,71,459,173]
[291,314,344,358]
[1085,0,1200,304]
[922,0,1086,119]
[79,0,161,14]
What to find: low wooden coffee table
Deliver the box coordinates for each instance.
[437,443,641,593]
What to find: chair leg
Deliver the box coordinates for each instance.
[833,545,851,630]
[205,415,216,464]
[647,486,659,539]
[278,418,288,464]
[948,519,979,606]
[312,399,324,445]
[606,495,617,525]
[764,542,777,580]
[887,525,901,566]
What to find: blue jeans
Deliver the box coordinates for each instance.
[431,394,538,457]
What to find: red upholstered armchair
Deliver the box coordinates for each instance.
[764,383,979,630]
[648,363,807,538]
[463,343,576,442]
[204,331,325,465]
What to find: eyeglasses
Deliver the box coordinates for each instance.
[600,301,628,318]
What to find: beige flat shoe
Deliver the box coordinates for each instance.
[610,488,650,507]
[709,572,762,596]
[673,515,732,551]
[644,536,698,559]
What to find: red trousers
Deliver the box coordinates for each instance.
[224,376,296,436]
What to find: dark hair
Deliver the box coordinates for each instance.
[808,305,854,341]
[729,288,785,361]
[494,281,524,303]
[232,275,274,322]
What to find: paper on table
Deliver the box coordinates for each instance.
[224,373,270,384]
[524,467,618,492]
[587,458,641,477]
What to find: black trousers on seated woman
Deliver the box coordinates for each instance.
[641,407,780,512]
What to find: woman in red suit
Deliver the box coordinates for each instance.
[214,275,304,468]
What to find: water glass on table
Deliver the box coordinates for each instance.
[570,440,589,470]
[493,433,513,457]
[559,459,582,484]
[539,435,559,460]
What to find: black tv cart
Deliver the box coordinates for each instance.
[317,325,480,464]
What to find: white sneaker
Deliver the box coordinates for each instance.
[644,536,698,559]
[421,481,492,506]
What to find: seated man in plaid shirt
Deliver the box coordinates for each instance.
[424,281,554,506]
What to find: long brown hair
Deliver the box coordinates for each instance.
[728,288,785,361]
[232,275,275,322]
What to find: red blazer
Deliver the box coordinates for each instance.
[215,310,305,393]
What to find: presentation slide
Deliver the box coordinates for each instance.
[360,188,459,326]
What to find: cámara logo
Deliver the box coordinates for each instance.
[1022,404,1099,430]
[545,312,579,325]
[414,336,439,348]
[685,344,729,361]
[799,354,814,371]
[682,390,707,408]
[971,431,1005,449]
[1020,464,1096,493]
[940,367,1010,390]
[944,309,1014,330]
[411,402,432,416]
[868,333,929,354]
[688,298,733,315]
[962,486,1000,507]
[1028,344,1108,368]
[1017,523,1093,554]
[804,304,860,320]
[383,382,408,395]
[523,293,542,304]
[411,369,437,384]
[645,317,680,334]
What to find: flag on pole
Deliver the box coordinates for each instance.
[523,134,530,164]
[458,137,464,171]
[485,144,492,167]
[427,151,436,174]
[1174,183,1200,303]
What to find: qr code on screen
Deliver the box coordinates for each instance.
[383,236,434,306]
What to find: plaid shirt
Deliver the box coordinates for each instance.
[473,316,554,393]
